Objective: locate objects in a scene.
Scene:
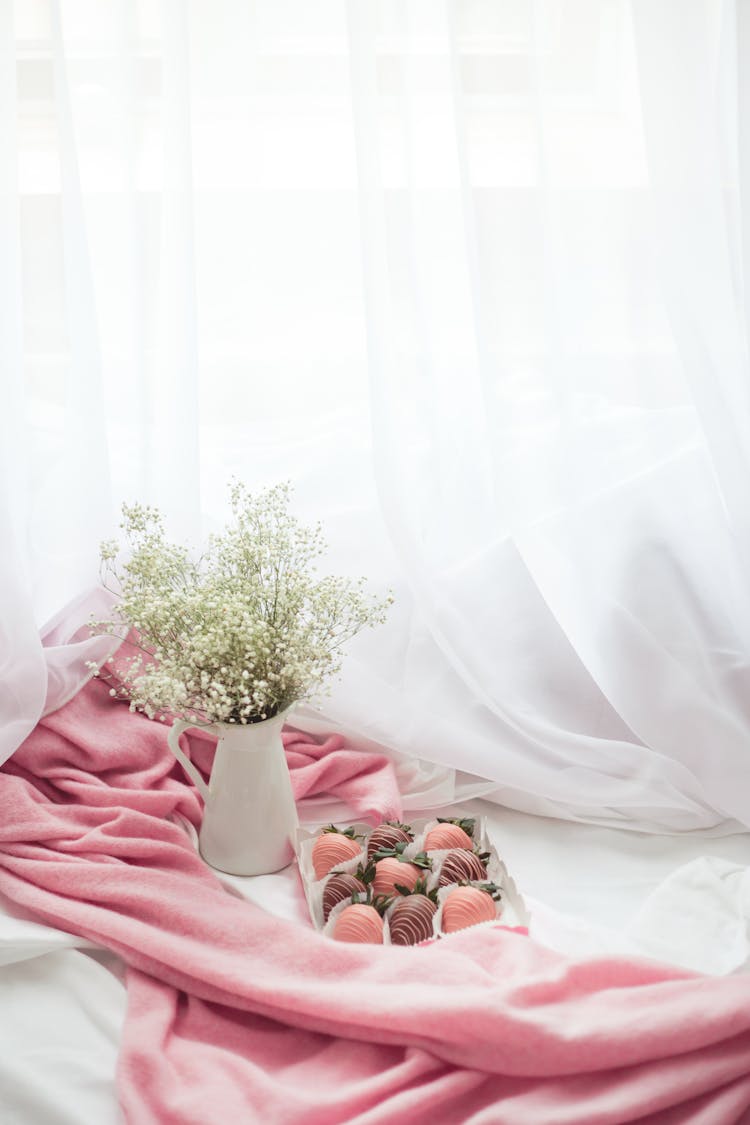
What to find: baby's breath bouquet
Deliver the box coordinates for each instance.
[88,481,392,726]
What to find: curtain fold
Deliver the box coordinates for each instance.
[4,0,750,832]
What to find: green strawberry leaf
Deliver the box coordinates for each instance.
[372,841,408,861]
[437,817,475,838]
[383,820,414,837]
[322,823,361,840]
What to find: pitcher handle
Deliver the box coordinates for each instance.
[167,719,211,802]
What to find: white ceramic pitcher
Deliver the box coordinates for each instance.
[167,706,298,877]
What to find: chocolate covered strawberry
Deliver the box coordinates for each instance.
[441,882,502,934]
[371,843,432,897]
[438,848,489,887]
[388,878,438,946]
[312,824,362,880]
[366,821,414,860]
[424,819,474,852]
[322,872,367,921]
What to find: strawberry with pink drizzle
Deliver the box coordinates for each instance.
[424,817,476,852]
[333,903,385,944]
[371,843,432,897]
[312,825,362,880]
[332,888,391,944]
[441,883,502,934]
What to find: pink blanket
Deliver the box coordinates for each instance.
[184,718,403,824]
[2,681,750,1124]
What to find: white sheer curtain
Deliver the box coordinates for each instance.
[4,0,750,833]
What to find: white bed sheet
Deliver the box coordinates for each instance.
[4,799,750,1125]
[0,906,125,1125]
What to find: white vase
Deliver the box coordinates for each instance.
[167,706,299,877]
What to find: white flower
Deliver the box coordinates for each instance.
[89,481,392,726]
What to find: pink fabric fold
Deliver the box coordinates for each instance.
[183,722,403,824]
[2,679,750,1124]
[283,728,402,822]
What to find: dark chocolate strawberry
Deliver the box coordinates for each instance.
[388,878,439,946]
[438,848,489,887]
[366,821,414,859]
[322,873,367,921]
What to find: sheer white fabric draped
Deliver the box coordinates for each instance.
[3,0,750,832]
